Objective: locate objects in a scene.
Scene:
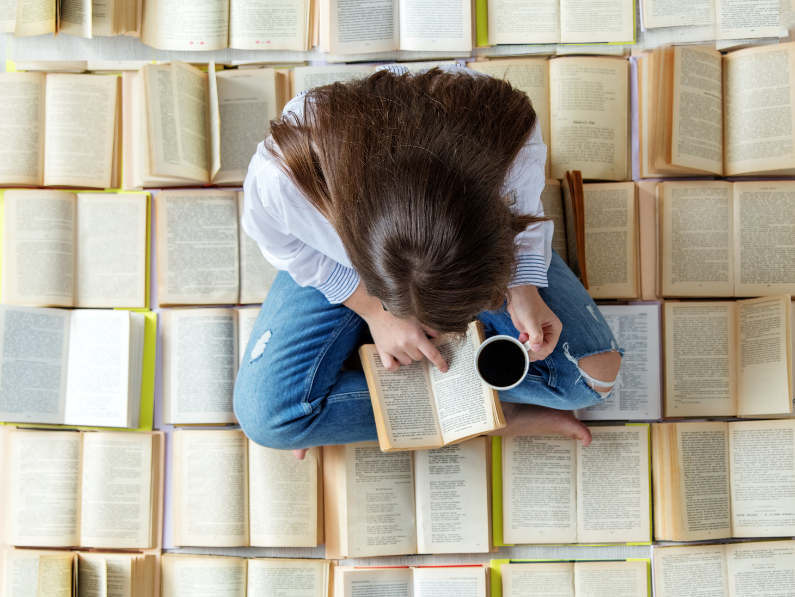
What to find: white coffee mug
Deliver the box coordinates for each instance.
[473,334,532,390]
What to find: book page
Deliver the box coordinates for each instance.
[577,305,661,421]
[76,553,107,597]
[428,325,496,444]
[249,442,319,547]
[559,0,634,43]
[724,44,795,176]
[229,0,309,50]
[63,310,132,428]
[716,0,778,39]
[59,0,92,37]
[0,73,45,186]
[502,562,574,597]
[664,302,737,417]
[326,0,398,54]
[737,295,791,416]
[360,346,442,449]
[549,57,628,181]
[171,61,211,183]
[162,555,246,597]
[0,0,14,32]
[726,540,795,597]
[653,545,729,597]
[733,182,795,296]
[13,0,54,37]
[2,550,53,597]
[104,554,134,597]
[0,305,70,424]
[729,419,795,538]
[291,64,375,95]
[659,181,734,297]
[141,0,229,51]
[399,0,472,51]
[642,0,713,28]
[156,190,240,306]
[213,69,278,185]
[163,308,237,424]
[576,425,650,544]
[574,561,648,597]
[487,0,559,45]
[537,181,567,261]
[173,430,249,547]
[1,191,76,307]
[414,438,490,554]
[676,422,732,541]
[237,307,261,366]
[670,45,723,175]
[37,553,74,597]
[247,559,327,597]
[582,182,637,299]
[413,567,487,597]
[80,432,152,549]
[502,436,577,544]
[344,442,417,556]
[42,74,117,189]
[238,192,279,305]
[74,193,147,309]
[5,430,82,547]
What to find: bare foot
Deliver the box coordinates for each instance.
[488,402,592,446]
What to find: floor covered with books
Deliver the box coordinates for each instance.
[3,1,795,595]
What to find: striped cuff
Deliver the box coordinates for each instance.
[375,64,409,75]
[316,263,361,304]
[509,254,549,288]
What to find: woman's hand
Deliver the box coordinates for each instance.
[344,283,448,373]
[507,285,562,362]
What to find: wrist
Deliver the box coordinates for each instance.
[343,282,383,321]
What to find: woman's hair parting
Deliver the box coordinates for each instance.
[267,67,543,335]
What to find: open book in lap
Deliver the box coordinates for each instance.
[1,427,163,550]
[0,72,120,189]
[0,306,146,429]
[155,190,278,307]
[323,438,492,558]
[360,321,505,451]
[1,190,149,309]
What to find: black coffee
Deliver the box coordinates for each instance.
[477,339,527,388]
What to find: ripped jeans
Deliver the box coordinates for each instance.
[234,250,622,450]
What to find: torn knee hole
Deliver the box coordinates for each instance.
[562,343,621,395]
[249,330,272,363]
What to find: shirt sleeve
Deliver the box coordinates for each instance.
[241,143,361,304]
[504,123,553,288]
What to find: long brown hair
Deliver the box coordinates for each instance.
[268,67,543,334]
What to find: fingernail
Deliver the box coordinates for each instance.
[532,344,542,351]
[441,366,448,372]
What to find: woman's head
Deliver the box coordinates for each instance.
[268,67,542,334]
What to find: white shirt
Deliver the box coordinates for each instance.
[242,64,552,304]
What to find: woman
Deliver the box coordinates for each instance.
[234,65,622,459]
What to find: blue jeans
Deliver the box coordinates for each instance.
[234,251,621,450]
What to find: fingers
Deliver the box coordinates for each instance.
[418,337,448,373]
[525,323,544,353]
[293,448,307,460]
[380,350,400,372]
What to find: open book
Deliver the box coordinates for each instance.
[658,181,795,297]
[498,425,651,545]
[335,565,488,597]
[652,420,795,541]
[0,72,120,189]
[9,0,139,37]
[0,306,146,429]
[1,549,156,597]
[1,428,163,549]
[498,561,649,597]
[487,0,635,44]
[163,307,261,425]
[641,0,778,37]
[640,43,795,177]
[2,190,148,309]
[142,0,311,51]
[156,190,279,307]
[360,321,505,451]
[323,438,492,558]
[655,541,795,597]
[319,0,475,54]
[663,297,793,418]
[576,304,662,421]
[122,62,289,188]
[469,57,631,181]
[161,555,331,597]
[172,430,324,548]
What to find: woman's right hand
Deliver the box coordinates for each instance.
[344,283,448,373]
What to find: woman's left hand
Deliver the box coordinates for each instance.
[506,285,562,362]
